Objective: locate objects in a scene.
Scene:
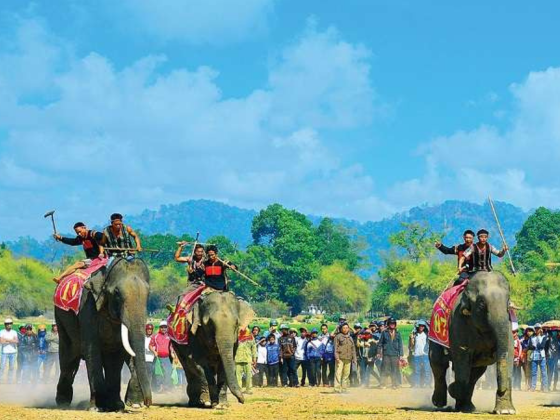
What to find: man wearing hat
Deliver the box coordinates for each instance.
[294,327,308,386]
[306,328,323,386]
[278,324,297,387]
[19,324,38,384]
[377,317,404,389]
[409,320,431,388]
[265,320,281,341]
[149,320,172,392]
[0,318,18,383]
[44,322,59,383]
[528,323,549,392]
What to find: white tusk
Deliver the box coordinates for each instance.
[121,324,136,357]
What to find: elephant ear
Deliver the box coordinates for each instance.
[238,299,255,328]
[189,302,201,335]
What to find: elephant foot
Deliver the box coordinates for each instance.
[432,391,447,408]
[456,402,476,413]
[493,400,516,415]
[104,400,125,412]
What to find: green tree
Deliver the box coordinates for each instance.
[316,218,361,270]
[513,207,560,270]
[302,262,371,313]
[139,232,195,269]
[389,222,440,262]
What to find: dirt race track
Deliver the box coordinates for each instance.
[1,384,560,420]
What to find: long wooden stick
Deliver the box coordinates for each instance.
[488,196,516,276]
[216,256,260,287]
[104,247,159,252]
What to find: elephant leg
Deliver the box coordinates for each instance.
[55,310,81,407]
[450,350,475,412]
[429,343,449,408]
[217,362,229,407]
[204,365,220,406]
[102,350,125,411]
[79,296,107,410]
[124,356,144,407]
[184,356,210,407]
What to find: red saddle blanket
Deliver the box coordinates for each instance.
[167,284,207,345]
[53,257,108,314]
[428,280,468,348]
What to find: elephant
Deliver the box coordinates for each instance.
[171,291,254,408]
[429,270,516,414]
[55,257,152,411]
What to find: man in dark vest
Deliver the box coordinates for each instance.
[53,222,105,283]
[103,213,142,257]
[459,229,507,274]
[435,229,475,285]
[204,245,237,291]
[175,242,206,293]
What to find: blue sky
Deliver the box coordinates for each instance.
[1,0,560,240]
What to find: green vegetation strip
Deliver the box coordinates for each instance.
[246,397,283,403]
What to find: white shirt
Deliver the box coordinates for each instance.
[0,329,18,354]
[257,345,267,364]
[413,332,428,357]
[145,336,155,362]
[295,336,307,360]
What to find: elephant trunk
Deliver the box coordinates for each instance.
[487,297,514,411]
[123,317,153,407]
[216,337,244,404]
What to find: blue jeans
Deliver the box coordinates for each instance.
[412,355,431,387]
[547,356,558,389]
[531,358,548,390]
[0,353,17,383]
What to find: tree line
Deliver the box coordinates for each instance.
[1,205,559,323]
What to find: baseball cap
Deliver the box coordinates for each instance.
[159,320,168,327]
[4,318,13,324]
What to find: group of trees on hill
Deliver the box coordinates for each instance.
[2,205,560,323]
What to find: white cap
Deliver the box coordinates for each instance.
[159,320,167,327]
[4,318,13,324]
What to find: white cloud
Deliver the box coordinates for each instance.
[406,66,560,211]
[115,0,275,45]
[0,18,386,240]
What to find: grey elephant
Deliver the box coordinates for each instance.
[55,258,152,410]
[171,291,254,408]
[429,271,516,414]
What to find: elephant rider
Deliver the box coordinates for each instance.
[458,229,507,275]
[175,242,206,291]
[203,245,237,291]
[435,229,475,285]
[103,213,142,258]
[53,222,105,283]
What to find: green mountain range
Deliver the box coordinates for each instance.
[6,199,529,272]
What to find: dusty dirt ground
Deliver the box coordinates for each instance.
[1,383,560,420]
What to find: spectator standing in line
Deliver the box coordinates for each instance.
[294,327,308,386]
[37,325,48,381]
[255,337,268,387]
[265,334,281,387]
[144,323,155,388]
[149,320,172,392]
[334,323,356,393]
[266,320,281,341]
[44,323,59,383]
[306,328,323,386]
[15,324,26,383]
[545,329,560,391]
[377,317,404,389]
[235,327,257,395]
[19,324,38,384]
[529,323,548,392]
[366,322,381,387]
[513,326,522,390]
[521,326,534,390]
[350,323,362,386]
[409,320,431,388]
[278,324,297,387]
[251,326,261,341]
[356,327,375,387]
[0,318,18,384]
[321,327,336,387]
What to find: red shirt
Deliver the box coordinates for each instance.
[150,332,171,357]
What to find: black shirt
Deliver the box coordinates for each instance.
[204,260,231,290]
[188,258,206,283]
[60,230,104,259]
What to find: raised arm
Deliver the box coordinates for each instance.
[54,234,81,246]
[174,242,191,263]
[435,242,456,255]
